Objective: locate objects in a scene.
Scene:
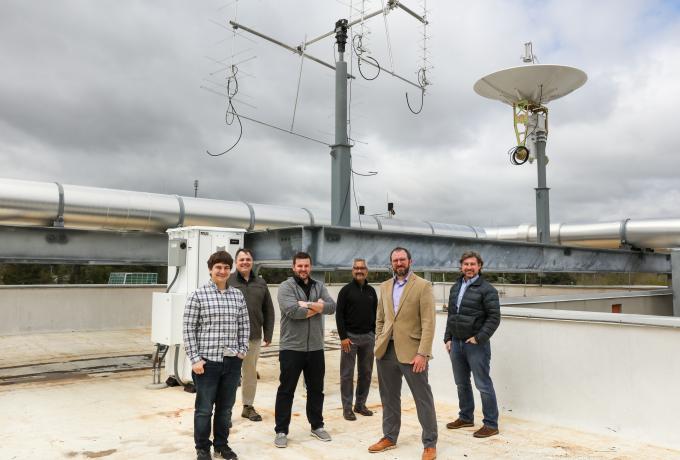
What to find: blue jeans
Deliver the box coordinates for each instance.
[192,356,242,450]
[449,340,498,429]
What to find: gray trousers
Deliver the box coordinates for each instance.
[340,331,375,410]
[376,341,437,448]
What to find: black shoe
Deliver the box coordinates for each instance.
[215,445,238,459]
[343,408,357,420]
[196,449,211,460]
[354,405,373,416]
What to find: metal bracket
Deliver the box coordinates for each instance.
[245,225,672,274]
[53,182,65,228]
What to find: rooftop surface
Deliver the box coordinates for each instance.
[1,329,679,459]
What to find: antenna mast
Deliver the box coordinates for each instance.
[332,19,352,226]
[227,3,428,227]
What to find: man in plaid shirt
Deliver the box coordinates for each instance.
[183,250,250,460]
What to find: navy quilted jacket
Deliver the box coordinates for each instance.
[444,275,500,344]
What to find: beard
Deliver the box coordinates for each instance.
[393,265,410,277]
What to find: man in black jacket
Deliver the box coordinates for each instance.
[444,251,501,438]
[335,258,377,421]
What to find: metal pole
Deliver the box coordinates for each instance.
[672,249,680,316]
[331,19,351,227]
[532,112,550,244]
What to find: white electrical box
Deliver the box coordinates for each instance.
[166,227,245,295]
[151,226,245,386]
[151,292,188,345]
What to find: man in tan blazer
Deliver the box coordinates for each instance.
[368,247,438,460]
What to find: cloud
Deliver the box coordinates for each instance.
[1,0,679,230]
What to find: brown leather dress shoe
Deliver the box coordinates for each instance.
[473,425,499,438]
[422,447,437,460]
[368,437,396,453]
[446,418,474,429]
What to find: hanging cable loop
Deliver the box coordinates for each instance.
[405,87,424,114]
[406,67,428,114]
[206,64,243,157]
[352,34,381,80]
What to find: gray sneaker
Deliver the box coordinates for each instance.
[274,432,288,448]
[310,427,331,442]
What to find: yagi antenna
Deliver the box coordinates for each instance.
[217,1,429,228]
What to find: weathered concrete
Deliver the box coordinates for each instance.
[2,324,680,459]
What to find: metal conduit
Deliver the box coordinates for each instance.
[2,178,680,250]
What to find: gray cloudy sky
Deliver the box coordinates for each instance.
[1,0,679,227]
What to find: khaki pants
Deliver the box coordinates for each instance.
[241,339,262,406]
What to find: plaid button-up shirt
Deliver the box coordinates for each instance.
[183,280,250,364]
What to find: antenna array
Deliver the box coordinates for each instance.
[204,0,432,227]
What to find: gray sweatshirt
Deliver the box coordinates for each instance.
[277,276,336,352]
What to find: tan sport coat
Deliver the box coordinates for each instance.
[374,272,436,363]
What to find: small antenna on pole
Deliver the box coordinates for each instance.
[193,179,199,198]
[522,42,536,63]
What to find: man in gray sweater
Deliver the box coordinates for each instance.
[274,251,336,448]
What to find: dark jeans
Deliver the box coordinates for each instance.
[450,340,499,429]
[275,349,325,434]
[192,356,242,450]
[340,331,375,410]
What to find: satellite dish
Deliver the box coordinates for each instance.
[474,64,587,106]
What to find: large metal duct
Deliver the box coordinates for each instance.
[483,221,680,251]
[62,184,180,231]
[0,179,60,226]
[2,178,680,250]
[0,178,317,233]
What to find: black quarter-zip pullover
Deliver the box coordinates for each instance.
[336,278,377,339]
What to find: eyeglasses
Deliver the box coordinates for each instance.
[352,266,367,270]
